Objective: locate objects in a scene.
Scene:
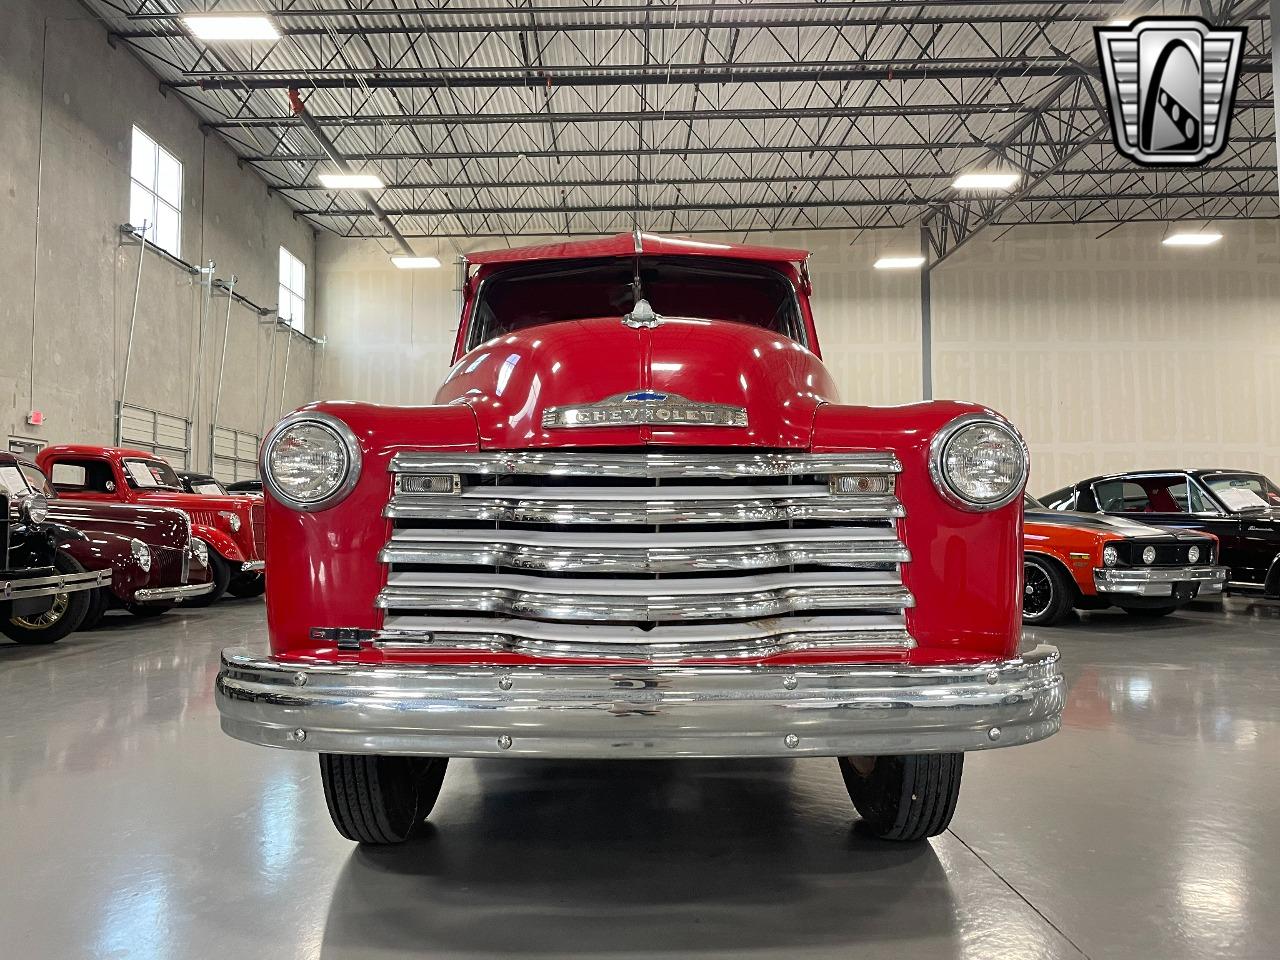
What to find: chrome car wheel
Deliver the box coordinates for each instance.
[1023,562,1054,620]
[10,592,69,630]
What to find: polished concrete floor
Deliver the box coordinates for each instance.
[2,598,1277,960]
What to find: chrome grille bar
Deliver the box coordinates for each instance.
[377,570,912,622]
[390,450,899,478]
[377,613,914,662]
[381,526,909,572]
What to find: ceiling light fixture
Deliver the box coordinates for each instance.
[874,255,926,270]
[318,173,386,190]
[391,256,443,269]
[182,15,281,41]
[951,171,1022,190]
[1162,230,1223,247]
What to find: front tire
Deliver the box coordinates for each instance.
[1022,555,1076,626]
[839,754,963,841]
[185,551,230,607]
[226,572,266,598]
[320,754,449,844]
[1,553,93,645]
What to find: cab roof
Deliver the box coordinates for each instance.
[464,231,809,266]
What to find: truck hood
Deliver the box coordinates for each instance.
[1025,509,1214,542]
[434,316,839,448]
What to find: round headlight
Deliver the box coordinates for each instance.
[131,538,152,573]
[1142,546,1157,565]
[262,412,361,511]
[929,414,1029,511]
[190,537,209,567]
[1102,545,1119,567]
[1187,545,1200,564]
[22,494,49,525]
[219,510,242,533]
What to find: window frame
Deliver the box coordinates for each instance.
[278,246,307,334]
[129,126,183,258]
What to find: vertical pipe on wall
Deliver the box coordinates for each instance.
[209,276,237,471]
[919,225,933,401]
[189,260,215,456]
[278,327,294,418]
[116,222,149,445]
[260,323,279,436]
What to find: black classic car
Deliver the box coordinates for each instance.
[0,458,111,644]
[1041,469,1280,596]
[175,471,229,496]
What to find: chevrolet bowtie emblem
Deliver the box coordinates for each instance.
[542,392,748,429]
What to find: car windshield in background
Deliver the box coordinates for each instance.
[18,464,55,498]
[1203,473,1280,512]
[468,255,806,348]
[191,481,226,496]
[124,458,182,491]
[1024,494,1046,509]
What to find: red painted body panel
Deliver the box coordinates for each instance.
[464,232,809,266]
[1023,520,1114,596]
[35,445,262,565]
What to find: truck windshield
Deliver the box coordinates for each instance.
[467,255,806,349]
[123,458,183,491]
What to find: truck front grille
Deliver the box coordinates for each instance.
[378,451,913,662]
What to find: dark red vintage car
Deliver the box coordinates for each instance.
[7,459,213,628]
[36,446,265,605]
[216,232,1066,844]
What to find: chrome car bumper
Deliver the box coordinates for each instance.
[1093,565,1227,597]
[240,560,266,573]
[133,581,216,603]
[1,569,110,601]
[216,644,1064,759]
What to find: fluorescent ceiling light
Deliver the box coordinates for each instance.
[318,172,386,190]
[1162,231,1223,247]
[391,256,443,269]
[951,171,1021,190]
[182,15,281,41]
[874,255,926,270]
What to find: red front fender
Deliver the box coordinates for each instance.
[195,525,248,564]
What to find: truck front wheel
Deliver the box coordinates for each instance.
[319,754,449,844]
[838,753,963,841]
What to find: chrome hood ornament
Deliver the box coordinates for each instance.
[622,299,662,329]
[543,391,748,429]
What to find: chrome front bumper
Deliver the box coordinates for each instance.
[240,560,266,573]
[1,569,110,602]
[216,644,1065,759]
[133,581,216,603]
[1094,565,1227,597]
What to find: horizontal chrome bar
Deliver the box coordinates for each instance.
[1,569,110,602]
[1094,565,1228,597]
[133,581,216,603]
[377,570,912,621]
[380,526,908,573]
[240,560,266,573]
[377,613,913,661]
[386,483,903,524]
[215,644,1065,759]
[389,450,900,479]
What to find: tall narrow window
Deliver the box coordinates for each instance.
[129,126,182,257]
[279,247,306,333]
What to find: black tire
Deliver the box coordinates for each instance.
[226,573,266,598]
[80,588,110,630]
[1,552,93,645]
[319,754,449,844]
[1123,605,1178,618]
[126,602,175,619]
[1022,555,1076,626]
[839,753,963,841]
[185,550,230,607]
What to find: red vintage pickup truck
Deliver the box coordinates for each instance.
[217,232,1065,844]
[36,446,265,605]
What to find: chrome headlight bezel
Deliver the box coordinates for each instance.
[130,538,153,573]
[190,537,210,567]
[1102,545,1119,567]
[1142,545,1157,565]
[1187,544,1200,564]
[261,410,362,513]
[218,510,242,533]
[21,494,50,526]
[928,413,1030,512]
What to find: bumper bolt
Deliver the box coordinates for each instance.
[782,675,798,690]
[498,676,513,691]
[497,734,513,750]
[986,670,1000,685]
[783,734,800,749]
[291,728,307,743]
[987,726,1002,742]
[292,672,307,687]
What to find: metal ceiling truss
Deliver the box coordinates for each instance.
[81,0,1275,251]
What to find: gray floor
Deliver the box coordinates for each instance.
[2,599,1277,960]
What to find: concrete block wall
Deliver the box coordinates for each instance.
[0,0,318,471]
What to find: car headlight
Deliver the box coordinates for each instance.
[218,510,241,533]
[928,414,1029,511]
[1102,545,1119,567]
[21,494,49,525]
[1142,546,1157,565]
[1188,545,1200,564]
[190,537,209,567]
[261,411,361,511]
[131,538,152,573]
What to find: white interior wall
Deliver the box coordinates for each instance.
[315,220,1280,494]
